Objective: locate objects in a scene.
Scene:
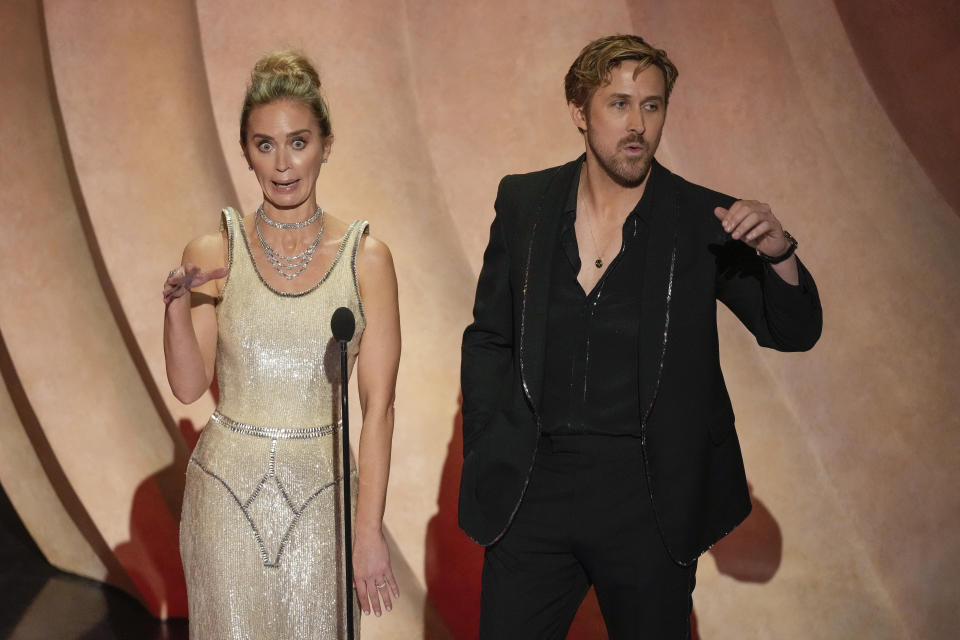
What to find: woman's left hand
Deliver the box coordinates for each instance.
[352,527,399,617]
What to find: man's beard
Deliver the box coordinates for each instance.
[587,132,654,188]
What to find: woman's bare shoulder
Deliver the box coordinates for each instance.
[356,229,394,273]
[182,230,228,270]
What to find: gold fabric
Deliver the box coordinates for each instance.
[181,208,367,638]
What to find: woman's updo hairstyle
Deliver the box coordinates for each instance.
[239,51,332,145]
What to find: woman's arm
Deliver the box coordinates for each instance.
[352,233,401,617]
[163,232,228,403]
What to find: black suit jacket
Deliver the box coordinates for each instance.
[459,157,822,565]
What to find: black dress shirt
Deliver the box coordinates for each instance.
[541,163,656,435]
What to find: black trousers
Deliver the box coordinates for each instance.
[479,434,696,639]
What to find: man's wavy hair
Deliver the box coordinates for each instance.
[564,35,679,110]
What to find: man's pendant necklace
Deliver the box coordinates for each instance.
[583,210,605,269]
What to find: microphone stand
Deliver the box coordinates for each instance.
[332,307,356,640]
[338,334,354,640]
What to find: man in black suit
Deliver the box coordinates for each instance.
[459,34,821,638]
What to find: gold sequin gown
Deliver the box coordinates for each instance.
[180,208,367,639]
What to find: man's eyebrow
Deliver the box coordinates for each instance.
[605,92,664,102]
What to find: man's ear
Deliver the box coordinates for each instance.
[568,101,587,134]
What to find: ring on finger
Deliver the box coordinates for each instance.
[375,582,386,589]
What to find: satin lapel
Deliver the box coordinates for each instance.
[639,163,682,428]
[518,160,579,414]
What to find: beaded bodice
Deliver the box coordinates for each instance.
[214,207,367,428]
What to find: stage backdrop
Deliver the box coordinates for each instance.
[1,0,957,638]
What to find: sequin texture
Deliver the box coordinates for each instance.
[180,208,368,638]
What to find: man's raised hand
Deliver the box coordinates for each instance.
[714,200,790,259]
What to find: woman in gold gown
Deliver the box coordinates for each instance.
[162,51,400,638]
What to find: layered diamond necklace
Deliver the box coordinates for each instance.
[254,203,325,280]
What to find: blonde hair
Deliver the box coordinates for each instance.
[564,35,679,108]
[239,50,332,144]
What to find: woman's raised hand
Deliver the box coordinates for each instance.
[163,264,229,305]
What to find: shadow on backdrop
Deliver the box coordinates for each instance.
[106,377,220,624]
[0,474,187,639]
[106,411,206,625]
[691,484,783,640]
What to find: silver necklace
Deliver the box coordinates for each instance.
[258,203,322,229]
[255,206,325,280]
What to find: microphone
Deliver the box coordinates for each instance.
[330,306,356,639]
[331,307,356,343]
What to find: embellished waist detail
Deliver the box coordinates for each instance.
[211,411,340,439]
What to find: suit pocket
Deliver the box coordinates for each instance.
[463,425,485,456]
[470,410,530,512]
[462,408,504,457]
[709,406,736,445]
